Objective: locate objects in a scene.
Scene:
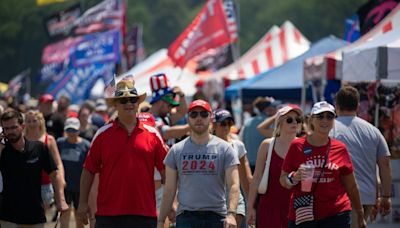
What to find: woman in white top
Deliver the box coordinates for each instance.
[212,108,252,227]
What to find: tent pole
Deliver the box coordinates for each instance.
[374,81,380,127]
[301,80,306,110]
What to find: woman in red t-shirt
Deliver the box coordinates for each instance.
[247,104,303,228]
[25,110,65,209]
[280,101,366,228]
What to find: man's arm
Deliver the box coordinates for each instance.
[340,172,366,228]
[225,165,239,227]
[256,114,276,138]
[76,169,95,225]
[162,124,190,140]
[377,155,392,216]
[157,166,178,228]
[170,86,188,124]
[238,155,252,199]
[49,170,69,212]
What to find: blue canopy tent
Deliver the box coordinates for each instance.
[239,36,348,102]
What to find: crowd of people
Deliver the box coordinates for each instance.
[0,72,394,228]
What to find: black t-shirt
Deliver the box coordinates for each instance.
[0,139,57,224]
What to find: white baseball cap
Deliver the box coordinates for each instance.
[64,117,80,131]
[311,101,335,115]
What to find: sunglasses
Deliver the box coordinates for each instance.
[114,88,138,97]
[118,97,139,105]
[286,117,302,124]
[218,120,233,127]
[189,111,209,119]
[314,112,335,120]
[65,128,79,133]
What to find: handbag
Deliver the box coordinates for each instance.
[258,138,275,194]
[294,139,331,225]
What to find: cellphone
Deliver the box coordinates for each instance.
[0,128,7,145]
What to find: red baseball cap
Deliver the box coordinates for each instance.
[188,99,212,113]
[39,94,54,103]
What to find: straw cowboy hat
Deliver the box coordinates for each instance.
[105,79,146,106]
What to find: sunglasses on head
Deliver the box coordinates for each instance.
[118,97,139,105]
[189,111,209,119]
[314,112,335,120]
[114,88,138,97]
[286,117,302,124]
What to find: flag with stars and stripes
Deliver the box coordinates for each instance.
[294,194,314,225]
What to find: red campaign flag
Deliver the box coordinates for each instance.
[168,0,236,68]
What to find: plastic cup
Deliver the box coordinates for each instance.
[300,164,315,192]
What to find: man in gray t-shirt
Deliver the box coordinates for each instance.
[157,100,240,228]
[330,86,392,227]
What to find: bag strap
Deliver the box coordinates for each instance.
[265,137,275,167]
[311,138,331,194]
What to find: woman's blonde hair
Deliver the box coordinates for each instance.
[24,110,46,136]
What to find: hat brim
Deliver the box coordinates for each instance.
[161,95,180,107]
[150,88,174,104]
[105,93,147,106]
[216,116,234,123]
[312,108,336,115]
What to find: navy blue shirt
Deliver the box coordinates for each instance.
[57,137,90,191]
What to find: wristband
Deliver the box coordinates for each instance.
[286,172,299,186]
[227,210,236,216]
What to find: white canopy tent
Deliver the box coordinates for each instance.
[118,49,199,97]
[342,29,400,82]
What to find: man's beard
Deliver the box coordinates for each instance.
[7,132,22,143]
[189,122,209,135]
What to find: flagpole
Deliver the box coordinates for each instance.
[26,68,31,95]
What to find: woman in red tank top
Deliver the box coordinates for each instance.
[247,104,303,228]
[25,110,65,208]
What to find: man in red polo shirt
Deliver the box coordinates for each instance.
[76,79,168,228]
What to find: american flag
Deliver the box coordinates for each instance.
[223,0,238,42]
[294,194,314,225]
[104,74,116,98]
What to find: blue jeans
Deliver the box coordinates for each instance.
[176,211,225,228]
[288,211,351,228]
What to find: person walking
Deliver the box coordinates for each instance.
[24,110,66,210]
[330,85,392,226]
[76,79,168,228]
[0,109,68,227]
[57,117,90,228]
[212,108,252,227]
[247,104,303,228]
[148,73,190,146]
[157,100,240,228]
[280,101,366,228]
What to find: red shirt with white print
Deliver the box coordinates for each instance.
[282,136,353,220]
